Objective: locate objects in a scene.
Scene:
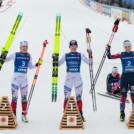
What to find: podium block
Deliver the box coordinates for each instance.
[0,96,17,129]
[60,96,84,130]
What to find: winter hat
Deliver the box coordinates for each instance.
[112,67,118,73]
[123,40,131,48]
[69,40,78,47]
[20,41,28,47]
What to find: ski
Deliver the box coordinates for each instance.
[26,40,48,113]
[85,28,97,111]
[52,14,61,102]
[97,93,130,103]
[0,12,23,70]
[105,92,130,102]
[93,19,120,86]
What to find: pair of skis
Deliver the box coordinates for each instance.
[0,12,23,70]
[86,19,120,111]
[52,14,61,102]
[98,92,130,103]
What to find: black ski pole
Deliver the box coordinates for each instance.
[93,19,120,88]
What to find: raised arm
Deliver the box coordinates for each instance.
[28,56,36,69]
[58,54,66,66]
[106,45,121,59]
[5,53,15,62]
[81,54,93,65]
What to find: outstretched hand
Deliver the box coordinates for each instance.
[106,44,111,52]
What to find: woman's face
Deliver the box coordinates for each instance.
[124,46,131,53]
[70,45,78,52]
[20,46,28,53]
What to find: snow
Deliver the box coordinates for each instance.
[0,0,134,133]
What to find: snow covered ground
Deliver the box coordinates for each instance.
[0,0,134,133]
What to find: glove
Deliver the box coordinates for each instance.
[1,47,7,53]
[112,86,117,91]
[112,85,120,94]
[38,60,43,65]
[114,83,119,87]
[106,44,111,52]
[36,59,43,66]
[88,50,92,59]
[52,53,56,58]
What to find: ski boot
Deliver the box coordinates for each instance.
[132,103,134,109]
[22,112,29,123]
[80,111,86,122]
[120,110,125,122]
[13,112,17,124]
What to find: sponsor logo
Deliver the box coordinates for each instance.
[68,61,79,64]
[17,57,27,60]
[125,68,134,71]
[77,56,80,60]
[67,57,77,59]
[18,69,27,72]
[69,68,78,71]
[122,57,132,60]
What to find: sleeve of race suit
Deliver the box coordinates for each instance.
[58,54,66,66]
[106,74,110,85]
[5,53,15,62]
[81,54,93,65]
[107,51,121,59]
[28,56,36,69]
[106,74,112,93]
[118,74,121,80]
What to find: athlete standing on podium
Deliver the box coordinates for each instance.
[59,40,93,122]
[107,40,134,121]
[1,41,42,123]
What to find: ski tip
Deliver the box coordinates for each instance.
[56,13,61,17]
[18,12,23,18]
